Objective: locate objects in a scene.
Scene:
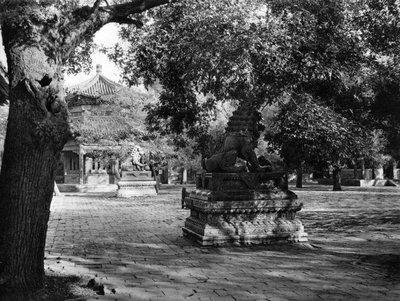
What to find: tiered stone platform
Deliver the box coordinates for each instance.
[117,171,157,197]
[183,172,307,246]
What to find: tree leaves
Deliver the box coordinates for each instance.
[267,95,372,168]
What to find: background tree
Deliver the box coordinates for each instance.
[355,0,400,171]
[264,0,375,189]
[266,95,372,191]
[0,0,177,297]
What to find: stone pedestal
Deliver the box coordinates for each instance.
[394,169,400,180]
[117,171,157,197]
[182,172,307,246]
[86,173,109,185]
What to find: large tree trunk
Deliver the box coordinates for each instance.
[296,164,303,188]
[332,166,342,191]
[0,138,58,295]
[0,43,69,297]
[283,170,289,190]
[353,160,358,179]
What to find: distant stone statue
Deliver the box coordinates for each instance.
[131,146,145,171]
[202,103,271,173]
[120,146,145,172]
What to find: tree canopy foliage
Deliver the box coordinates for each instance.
[355,0,400,161]
[265,94,371,169]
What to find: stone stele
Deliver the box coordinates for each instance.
[183,172,308,246]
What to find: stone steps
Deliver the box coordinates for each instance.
[57,184,118,193]
[56,183,196,196]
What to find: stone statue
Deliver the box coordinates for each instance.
[202,103,271,173]
[183,102,307,246]
[131,146,145,171]
[120,145,146,172]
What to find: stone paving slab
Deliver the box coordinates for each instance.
[46,185,400,301]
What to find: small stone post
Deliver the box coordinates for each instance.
[361,159,366,179]
[394,161,399,180]
[182,168,188,185]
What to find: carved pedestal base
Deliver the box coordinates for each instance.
[117,171,157,197]
[182,172,307,246]
[117,180,157,197]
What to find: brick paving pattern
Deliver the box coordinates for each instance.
[46,185,400,301]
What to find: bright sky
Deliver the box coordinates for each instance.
[0,34,5,67]
[0,23,123,86]
[64,23,122,86]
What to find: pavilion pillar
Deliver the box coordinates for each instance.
[79,149,84,185]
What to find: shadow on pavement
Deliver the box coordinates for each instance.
[45,191,400,300]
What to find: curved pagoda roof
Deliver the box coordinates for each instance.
[66,65,149,146]
[66,64,123,106]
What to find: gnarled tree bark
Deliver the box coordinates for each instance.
[0,40,70,298]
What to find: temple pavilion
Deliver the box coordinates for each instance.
[57,64,147,187]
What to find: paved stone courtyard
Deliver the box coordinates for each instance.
[45,185,400,301]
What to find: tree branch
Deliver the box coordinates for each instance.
[92,0,104,12]
[62,0,177,62]
[104,0,174,17]
[110,16,144,27]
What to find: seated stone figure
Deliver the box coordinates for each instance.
[120,146,147,172]
[131,147,145,171]
[202,103,271,173]
[203,149,246,173]
[203,134,271,173]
